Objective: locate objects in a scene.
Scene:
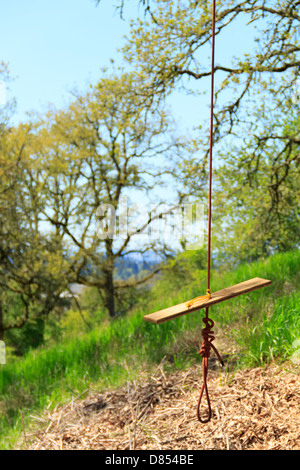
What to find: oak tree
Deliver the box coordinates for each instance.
[104,0,299,261]
[35,71,188,317]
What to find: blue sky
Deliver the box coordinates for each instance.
[0,0,257,132]
[1,0,133,122]
[0,0,261,252]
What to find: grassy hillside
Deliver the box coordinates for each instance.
[0,250,299,449]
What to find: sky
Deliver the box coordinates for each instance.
[0,0,132,122]
[0,0,257,132]
[0,0,260,253]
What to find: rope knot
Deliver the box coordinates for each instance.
[200,317,215,359]
[197,311,224,423]
[186,289,211,309]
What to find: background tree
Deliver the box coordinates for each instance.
[0,61,15,131]
[34,71,189,318]
[0,121,70,349]
[101,0,299,263]
[214,91,300,263]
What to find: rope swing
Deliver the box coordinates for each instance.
[144,0,272,423]
[188,0,224,424]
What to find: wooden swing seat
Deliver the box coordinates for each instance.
[144,277,271,324]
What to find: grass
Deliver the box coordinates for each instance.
[236,290,300,366]
[0,249,299,449]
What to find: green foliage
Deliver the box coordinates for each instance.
[149,249,207,299]
[31,70,188,318]
[59,308,93,339]
[0,118,71,347]
[1,249,299,448]
[5,318,44,357]
[81,287,104,316]
[236,291,300,366]
[118,0,300,266]
[213,95,300,264]
[1,1,299,446]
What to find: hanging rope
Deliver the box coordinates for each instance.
[195,0,224,423]
[185,0,216,313]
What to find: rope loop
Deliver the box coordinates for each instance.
[197,311,224,423]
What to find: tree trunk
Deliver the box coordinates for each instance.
[0,301,4,341]
[104,240,116,318]
[104,269,116,318]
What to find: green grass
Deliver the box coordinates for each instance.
[0,250,299,449]
[235,290,300,366]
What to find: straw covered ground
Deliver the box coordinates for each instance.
[24,360,300,450]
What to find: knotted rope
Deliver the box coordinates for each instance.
[197,308,224,423]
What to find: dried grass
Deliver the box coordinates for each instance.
[25,362,300,450]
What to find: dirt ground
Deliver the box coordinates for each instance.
[24,360,300,450]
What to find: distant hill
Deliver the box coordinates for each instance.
[114,253,160,281]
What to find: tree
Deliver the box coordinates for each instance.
[0,122,70,345]
[95,0,151,18]
[213,92,300,263]
[33,71,188,317]
[105,0,299,262]
[0,61,15,132]
[0,64,69,347]
[120,0,299,141]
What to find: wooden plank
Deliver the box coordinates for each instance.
[144,277,272,324]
